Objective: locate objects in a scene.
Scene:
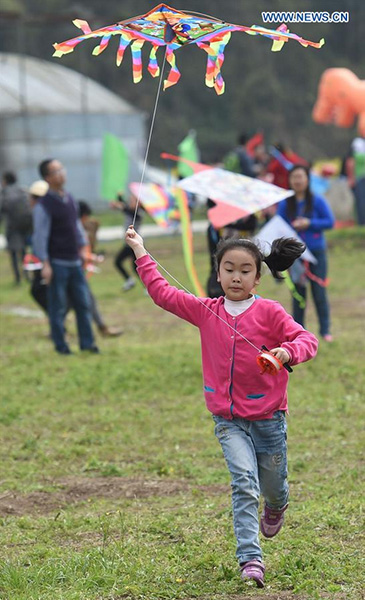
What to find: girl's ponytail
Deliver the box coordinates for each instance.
[264,237,305,280]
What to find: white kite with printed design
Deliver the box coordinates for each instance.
[177,168,294,228]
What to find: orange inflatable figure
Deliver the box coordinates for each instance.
[312,68,365,136]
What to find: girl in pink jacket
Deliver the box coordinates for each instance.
[126,226,318,589]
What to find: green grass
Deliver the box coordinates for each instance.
[0,229,364,599]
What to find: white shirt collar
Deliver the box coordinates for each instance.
[224,294,256,316]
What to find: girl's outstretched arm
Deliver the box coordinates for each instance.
[125,226,208,327]
[270,302,318,365]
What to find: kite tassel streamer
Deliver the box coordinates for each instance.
[196,42,215,88]
[173,188,205,296]
[303,261,330,287]
[163,47,181,90]
[148,45,161,78]
[73,19,92,35]
[198,32,230,95]
[131,39,145,83]
[244,23,286,51]
[270,24,288,52]
[53,19,94,57]
[212,33,231,94]
[116,34,132,67]
[271,38,286,52]
[92,34,112,56]
[282,262,328,309]
[53,39,79,58]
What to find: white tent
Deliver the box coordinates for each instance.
[0,53,146,206]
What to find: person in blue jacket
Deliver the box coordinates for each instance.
[277,165,335,341]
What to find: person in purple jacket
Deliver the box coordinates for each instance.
[126,225,318,588]
[277,165,335,341]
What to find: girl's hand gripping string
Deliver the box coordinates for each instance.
[125,226,148,260]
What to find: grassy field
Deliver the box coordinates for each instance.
[0,229,364,600]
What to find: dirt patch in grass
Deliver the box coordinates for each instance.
[112,593,352,600]
[171,593,354,600]
[0,477,228,517]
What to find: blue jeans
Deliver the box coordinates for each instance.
[47,263,95,352]
[292,249,331,336]
[354,178,365,225]
[213,412,288,564]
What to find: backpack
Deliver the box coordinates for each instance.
[223,151,241,173]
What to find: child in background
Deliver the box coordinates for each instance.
[110,193,143,291]
[78,201,123,338]
[78,200,100,252]
[125,226,318,588]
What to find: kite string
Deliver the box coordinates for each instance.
[147,251,262,354]
[128,44,261,356]
[132,47,168,227]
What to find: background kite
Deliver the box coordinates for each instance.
[129,181,180,229]
[177,168,293,228]
[129,181,204,296]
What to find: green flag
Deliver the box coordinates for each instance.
[101,133,129,200]
[178,131,199,178]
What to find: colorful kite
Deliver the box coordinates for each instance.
[129,182,179,228]
[53,3,324,95]
[129,181,204,295]
[53,5,325,376]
